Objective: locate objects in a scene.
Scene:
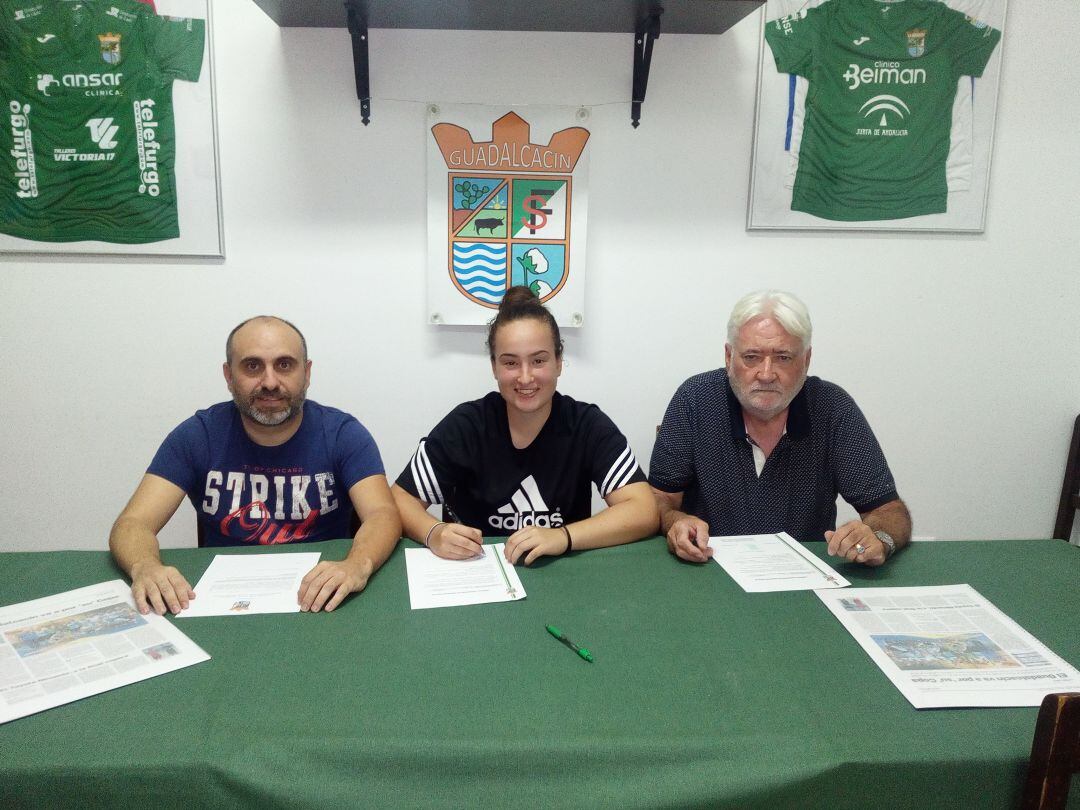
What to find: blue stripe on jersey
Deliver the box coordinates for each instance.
[785,74,796,151]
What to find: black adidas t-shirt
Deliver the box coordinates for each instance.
[396,392,646,534]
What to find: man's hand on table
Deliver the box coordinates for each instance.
[298,558,373,613]
[666,515,714,563]
[130,560,195,615]
[825,520,888,567]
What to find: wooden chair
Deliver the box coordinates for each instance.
[1022,692,1080,809]
[1054,415,1080,541]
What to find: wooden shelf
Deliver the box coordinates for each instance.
[249,0,764,126]
[251,0,762,35]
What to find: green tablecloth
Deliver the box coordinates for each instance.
[1,538,1078,808]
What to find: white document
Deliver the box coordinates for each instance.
[816,584,1080,709]
[405,544,526,610]
[708,532,850,592]
[177,552,320,617]
[0,580,210,725]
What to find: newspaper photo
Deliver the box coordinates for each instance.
[817,584,1080,708]
[0,580,210,724]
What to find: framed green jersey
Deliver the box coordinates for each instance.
[0,0,222,255]
[748,0,1006,231]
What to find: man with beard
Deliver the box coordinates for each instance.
[649,290,910,567]
[109,316,400,615]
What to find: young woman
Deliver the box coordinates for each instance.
[391,286,659,565]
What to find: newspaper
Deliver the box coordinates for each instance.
[817,584,1080,708]
[0,580,210,724]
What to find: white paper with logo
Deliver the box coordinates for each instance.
[176,552,320,617]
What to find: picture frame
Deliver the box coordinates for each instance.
[747,0,1007,233]
[0,0,224,258]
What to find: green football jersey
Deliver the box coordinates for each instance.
[1,0,205,243]
[765,0,1001,221]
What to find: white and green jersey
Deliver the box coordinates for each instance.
[764,0,1000,221]
[1,0,204,243]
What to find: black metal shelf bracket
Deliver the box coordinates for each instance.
[345,1,371,124]
[343,0,672,128]
[632,6,663,128]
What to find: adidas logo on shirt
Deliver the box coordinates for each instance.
[487,475,564,531]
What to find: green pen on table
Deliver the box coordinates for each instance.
[546,624,594,663]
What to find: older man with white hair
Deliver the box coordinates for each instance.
[649,290,910,567]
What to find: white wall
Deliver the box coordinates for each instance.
[2,1,1077,552]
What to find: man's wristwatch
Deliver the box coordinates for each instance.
[874,530,897,559]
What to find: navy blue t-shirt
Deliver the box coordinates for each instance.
[148,400,384,547]
[649,371,899,543]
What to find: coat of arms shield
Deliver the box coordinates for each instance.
[427,108,591,326]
